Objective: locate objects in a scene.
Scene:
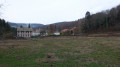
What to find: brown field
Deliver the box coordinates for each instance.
[0,36,120,67]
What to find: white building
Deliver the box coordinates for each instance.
[54,32,60,35]
[17,28,33,38]
[32,28,41,36]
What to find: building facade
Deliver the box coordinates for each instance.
[17,28,33,38]
[32,28,41,36]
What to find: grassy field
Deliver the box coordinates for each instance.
[0,36,120,67]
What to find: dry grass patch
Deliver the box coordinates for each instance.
[0,40,36,49]
[35,57,63,63]
[35,53,63,63]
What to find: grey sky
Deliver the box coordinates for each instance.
[0,0,120,25]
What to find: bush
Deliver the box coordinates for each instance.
[2,32,14,39]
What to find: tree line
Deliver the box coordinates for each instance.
[46,4,120,35]
[0,19,16,39]
[79,5,120,34]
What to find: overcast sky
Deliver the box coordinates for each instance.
[0,0,120,25]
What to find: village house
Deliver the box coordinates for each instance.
[17,24,33,38]
[32,28,41,36]
[53,31,60,36]
[61,29,70,33]
[70,27,77,35]
[32,28,49,36]
[61,27,77,35]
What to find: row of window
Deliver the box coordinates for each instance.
[17,31,32,33]
[17,34,31,37]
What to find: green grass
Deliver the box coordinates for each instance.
[0,37,120,67]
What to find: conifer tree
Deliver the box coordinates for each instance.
[28,23,30,28]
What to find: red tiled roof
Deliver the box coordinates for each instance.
[70,27,76,31]
[61,27,77,33]
[61,29,69,32]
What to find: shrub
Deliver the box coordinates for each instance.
[2,32,14,39]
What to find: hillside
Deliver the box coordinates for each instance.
[78,5,120,33]
[38,4,120,34]
[38,21,78,31]
[8,22,44,28]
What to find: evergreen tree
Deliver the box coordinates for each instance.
[28,23,30,28]
[20,25,23,28]
[0,19,14,38]
[5,22,11,32]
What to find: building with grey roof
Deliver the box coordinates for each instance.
[17,25,33,38]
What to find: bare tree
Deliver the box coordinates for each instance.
[48,24,55,35]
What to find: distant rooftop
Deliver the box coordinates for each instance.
[17,28,33,31]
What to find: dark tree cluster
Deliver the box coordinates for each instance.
[0,19,16,38]
[39,21,77,32]
[48,24,56,35]
[80,5,120,33]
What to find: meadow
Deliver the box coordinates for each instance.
[0,36,120,67]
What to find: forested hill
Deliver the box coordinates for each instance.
[79,4,120,33]
[38,21,78,31]
[38,4,120,34]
